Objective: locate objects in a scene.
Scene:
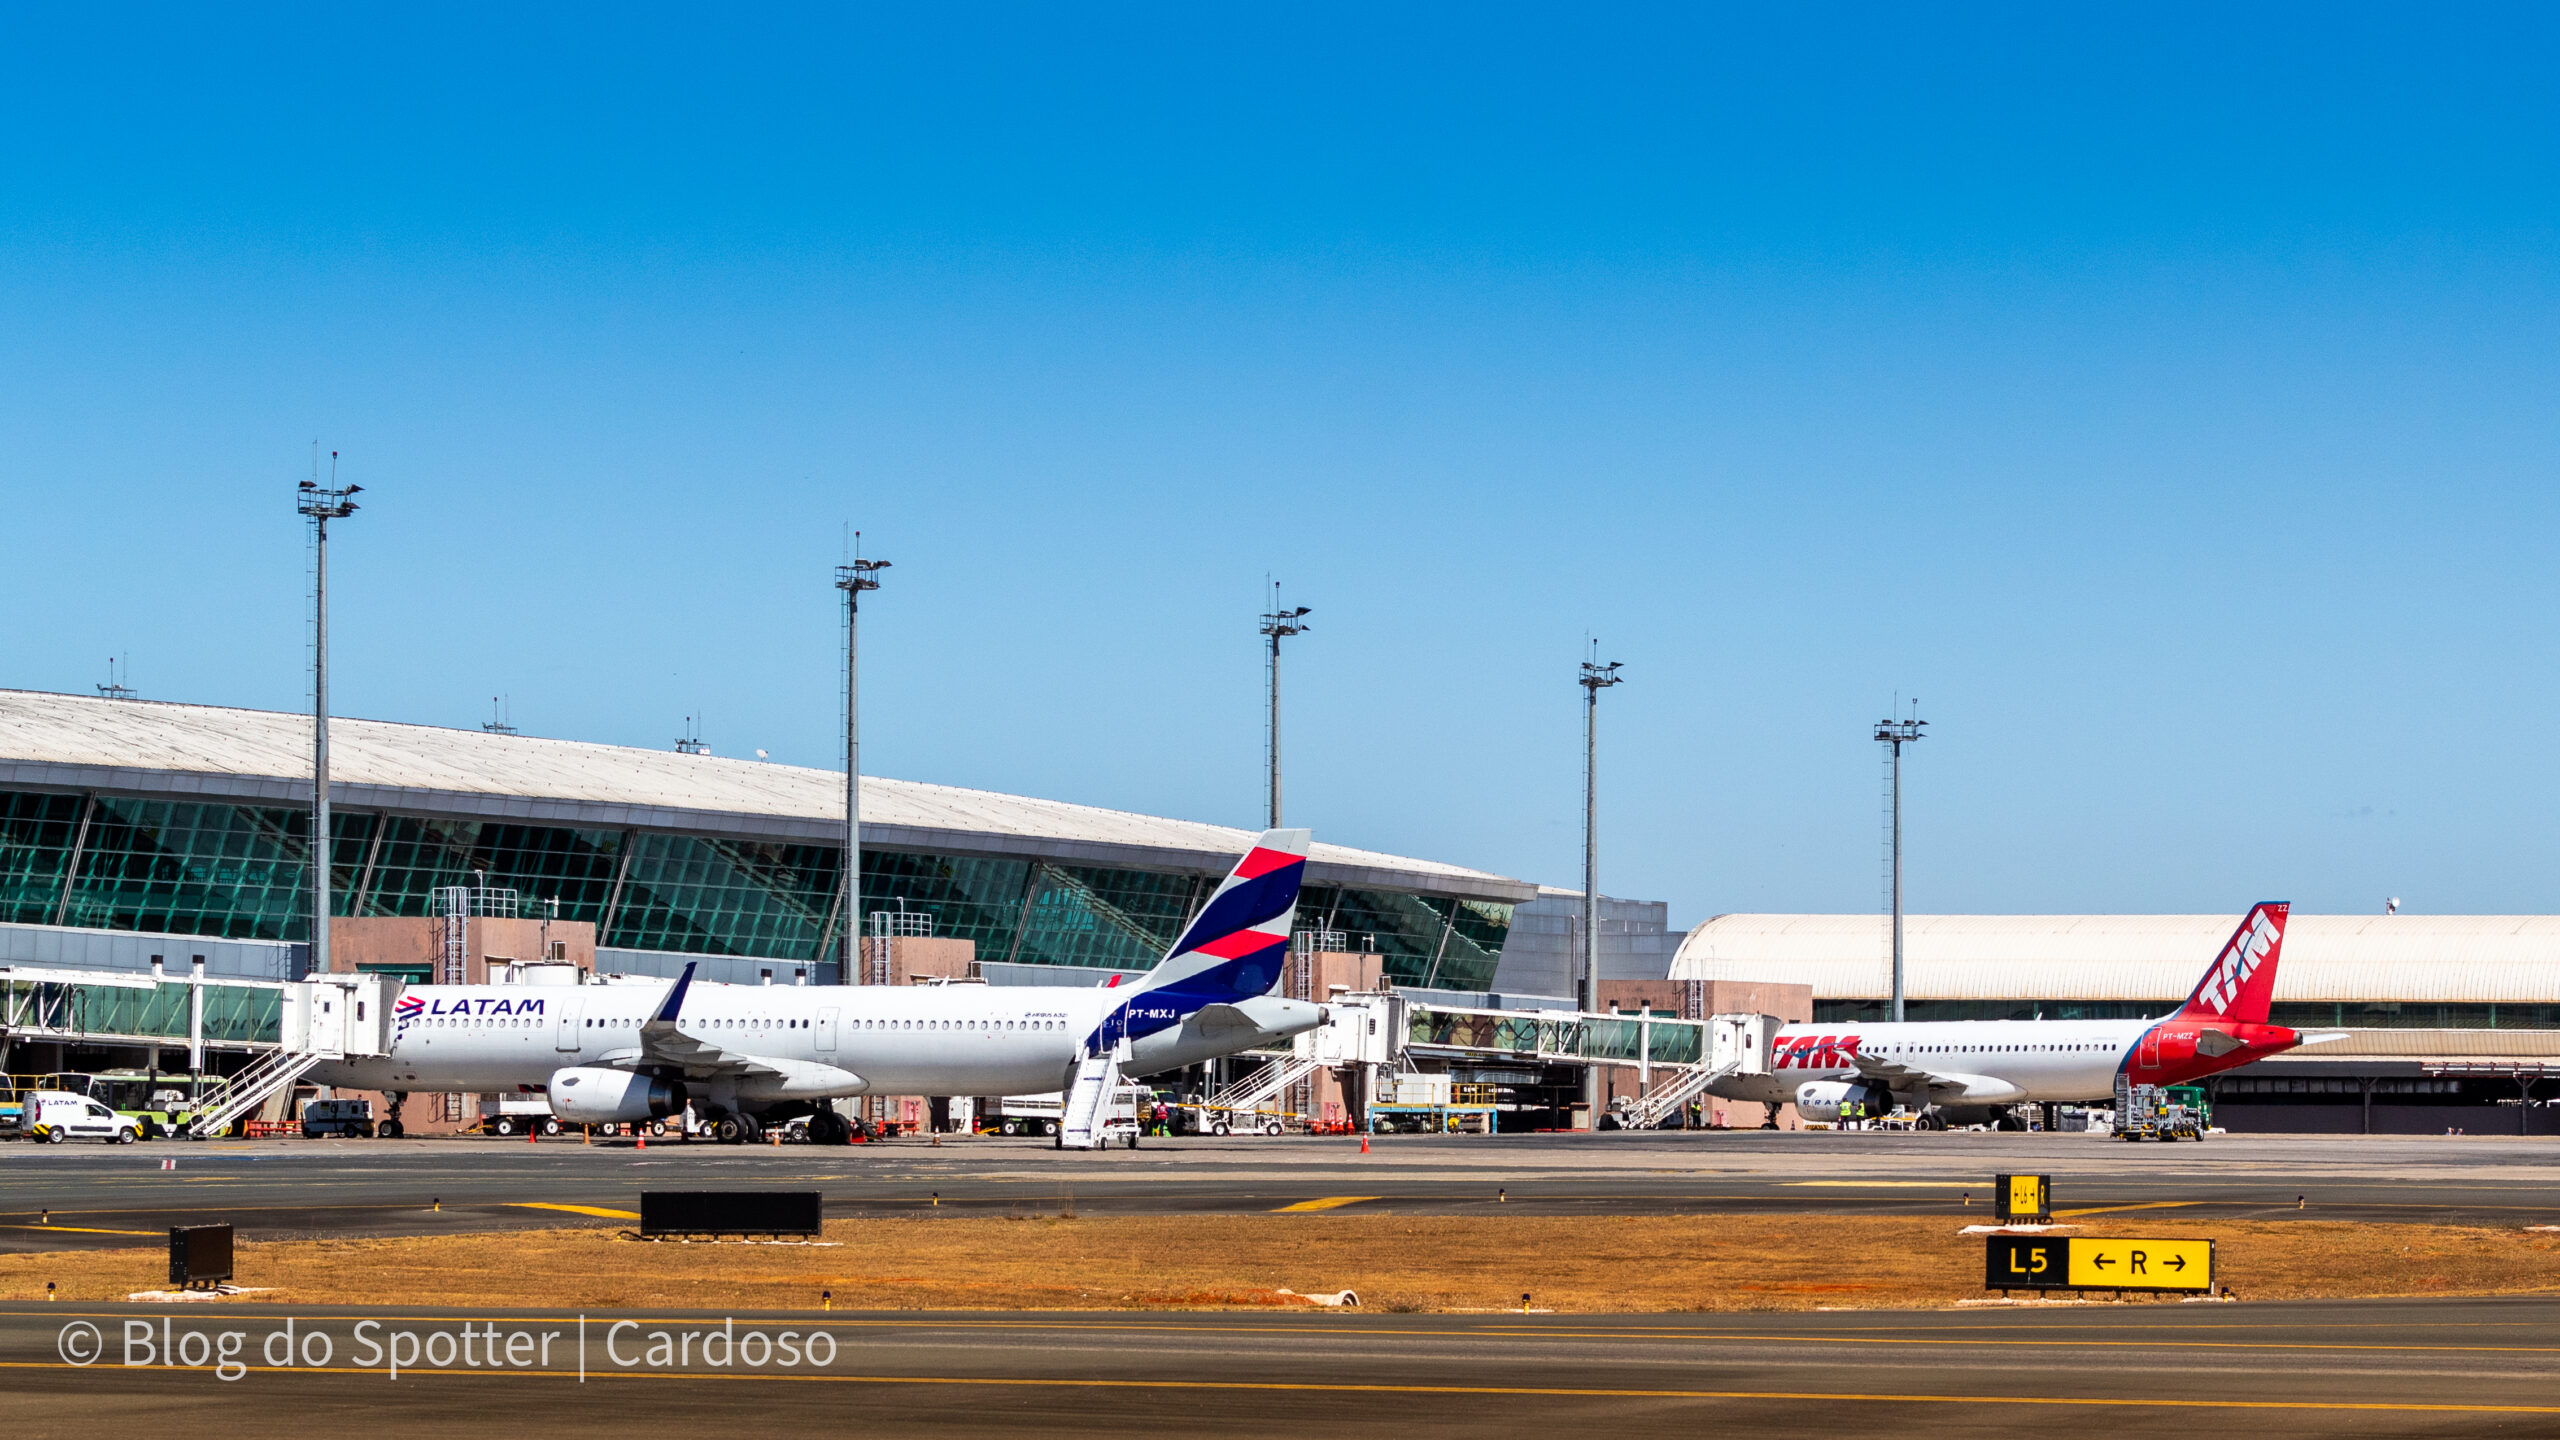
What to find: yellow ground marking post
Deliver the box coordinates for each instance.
[1272,1197,1380,1213]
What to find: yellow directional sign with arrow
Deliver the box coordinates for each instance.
[2066,1237,2212,1291]
[1984,1234,2214,1293]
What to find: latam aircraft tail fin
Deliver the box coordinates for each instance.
[1129,828,1310,1007]
[2174,902,2290,1025]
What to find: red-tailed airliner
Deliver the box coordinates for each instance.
[1703,902,2343,1129]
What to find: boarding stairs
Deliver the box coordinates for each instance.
[1206,1052,1324,1120]
[181,974,390,1138]
[1059,1041,1129,1150]
[1622,1058,1741,1130]
[184,1047,326,1138]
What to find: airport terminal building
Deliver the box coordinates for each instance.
[0,689,1533,992]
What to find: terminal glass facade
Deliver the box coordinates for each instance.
[0,788,1514,989]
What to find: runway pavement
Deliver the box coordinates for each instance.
[3,1130,2556,1252]
[3,1296,2555,1436]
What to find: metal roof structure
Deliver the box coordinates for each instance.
[0,689,1533,903]
[1673,912,2560,1003]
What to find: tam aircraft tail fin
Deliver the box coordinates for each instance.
[2174,902,2290,1025]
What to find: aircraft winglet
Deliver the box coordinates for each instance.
[652,962,697,1024]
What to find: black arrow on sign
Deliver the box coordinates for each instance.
[2092,1253,2117,1270]
[2164,1255,2187,1271]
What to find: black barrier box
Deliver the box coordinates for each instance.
[1984,1233,2066,1290]
[169,1224,234,1288]
[640,1191,823,1237]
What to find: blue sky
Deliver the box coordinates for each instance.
[4,6,2557,923]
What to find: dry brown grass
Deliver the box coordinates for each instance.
[6,1215,2558,1313]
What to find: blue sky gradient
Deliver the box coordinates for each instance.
[4,6,2557,923]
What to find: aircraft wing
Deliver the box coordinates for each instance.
[1849,1050,1941,1092]
[1849,1052,2027,1104]
[626,963,785,1080]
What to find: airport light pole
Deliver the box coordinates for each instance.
[1579,648,1623,1120]
[836,542,890,984]
[1874,704,1927,1023]
[1258,588,1311,829]
[297,460,361,979]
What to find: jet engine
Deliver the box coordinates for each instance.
[1793,1079,1896,1123]
[548,1067,686,1124]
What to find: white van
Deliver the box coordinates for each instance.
[25,1092,140,1144]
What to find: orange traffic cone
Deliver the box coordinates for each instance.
[1359,1133,1370,1154]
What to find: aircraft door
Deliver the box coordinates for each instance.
[554,1000,583,1053]
[816,1007,838,1054]
[306,986,345,1055]
[2137,1027,2160,1070]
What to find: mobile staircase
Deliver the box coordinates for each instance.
[1058,1040,1130,1150]
[1620,1012,1778,1130]
[1204,1052,1324,1126]
[182,1047,327,1137]
[1621,1057,1740,1129]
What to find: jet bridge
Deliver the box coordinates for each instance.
[1219,993,1779,1132]
[0,964,394,1135]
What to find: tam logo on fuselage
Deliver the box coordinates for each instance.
[1771,1033,1863,1070]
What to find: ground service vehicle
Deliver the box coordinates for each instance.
[301,1098,375,1138]
[479,1094,562,1137]
[23,1091,141,1144]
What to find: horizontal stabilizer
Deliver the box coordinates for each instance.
[1186,1002,1261,1034]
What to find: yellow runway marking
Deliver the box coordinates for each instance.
[1272,1196,1380,1213]
[0,1360,2554,1412]
[506,1204,642,1220]
[2052,1201,2199,1218]
[0,1224,163,1236]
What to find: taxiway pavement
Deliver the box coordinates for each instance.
[3,1296,2554,1437]
[3,1131,2554,1252]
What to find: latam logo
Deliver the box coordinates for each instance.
[2193,910,2281,1016]
[392,994,546,1032]
[1770,1034,1865,1070]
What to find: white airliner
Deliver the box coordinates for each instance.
[315,829,1326,1142]
[1703,902,2344,1129]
